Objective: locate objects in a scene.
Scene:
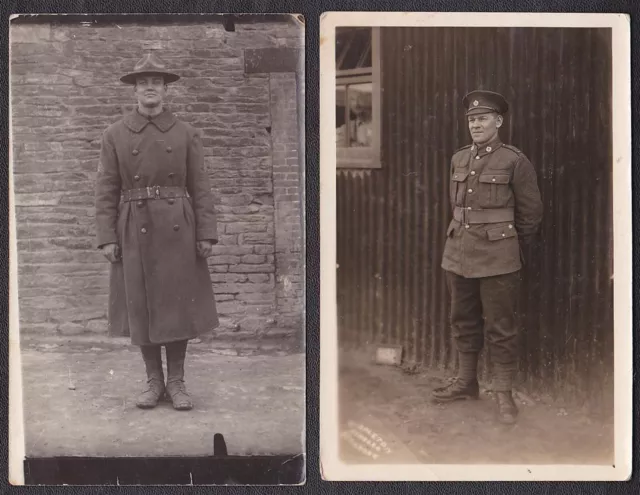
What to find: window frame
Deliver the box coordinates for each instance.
[336,27,382,170]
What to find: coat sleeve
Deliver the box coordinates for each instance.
[512,154,543,239]
[449,156,456,212]
[186,128,219,243]
[95,128,121,248]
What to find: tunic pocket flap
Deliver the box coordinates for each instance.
[451,171,469,182]
[487,225,517,241]
[479,174,510,184]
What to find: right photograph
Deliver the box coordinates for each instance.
[320,12,631,481]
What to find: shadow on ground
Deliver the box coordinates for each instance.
[339,350,614,465]
[19,337,305,458]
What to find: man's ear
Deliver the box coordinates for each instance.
[496,114,504,128]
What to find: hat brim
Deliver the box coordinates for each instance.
[465,106,501,116]
[120,71,180,85]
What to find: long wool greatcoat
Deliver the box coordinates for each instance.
[441,136,543,278]
[95,109,219,345]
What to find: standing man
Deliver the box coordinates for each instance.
[95,53,219,411]
[433,90,543,424]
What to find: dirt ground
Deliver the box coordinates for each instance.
[18,336,305,458]
[338,350,614,465]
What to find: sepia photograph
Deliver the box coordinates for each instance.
[8,13,305,485]
[320,12,631,481]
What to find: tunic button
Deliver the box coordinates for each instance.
[134,175,140,181]
[492,177,496,182]
[465,224,470,229]
[166,146,172,153]
[475,156,480,160]
[173,225,180,231]
[467,206,472,210]
[132,149,139,155]
[470,171,476,175]
[141,228,147,234]
[168,198,175,205]
[486,146,492,152]
[137,201,144,207]
[468,188,473,193]
[508,224,513,229]
[502,233,506,237]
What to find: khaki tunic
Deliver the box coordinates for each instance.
[95,109,219,345]
[441,137,543,278]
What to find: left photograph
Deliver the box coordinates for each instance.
[8,13,305,485]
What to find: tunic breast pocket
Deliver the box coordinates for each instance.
[478,173,511,206]
[451,170,469,205]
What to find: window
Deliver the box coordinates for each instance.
[336,27,381,169]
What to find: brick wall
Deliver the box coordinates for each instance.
[10,18,304,345]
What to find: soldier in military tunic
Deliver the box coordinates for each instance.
[95,54,219,411]
[432,90,543,424]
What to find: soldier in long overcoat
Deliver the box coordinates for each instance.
[95,53,219,411]
[432,90,543,424]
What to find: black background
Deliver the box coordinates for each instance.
[1,0,638,492]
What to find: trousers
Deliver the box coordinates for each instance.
[446,270,521,364]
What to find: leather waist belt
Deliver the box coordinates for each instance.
[453,206,515,224]
[121,186,189,202]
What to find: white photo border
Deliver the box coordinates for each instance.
[319,11,632,481]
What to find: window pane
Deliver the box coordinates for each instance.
[336,27,372,71]
[347,83,373,148]
[336,85,348,147]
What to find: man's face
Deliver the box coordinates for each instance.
[134,75,167,108]
[467,112,502,145]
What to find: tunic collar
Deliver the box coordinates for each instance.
[470,135,503,157]
[123,108,177,133]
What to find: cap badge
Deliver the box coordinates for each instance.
[473,100,479,106]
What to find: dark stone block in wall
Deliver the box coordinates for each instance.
[244,48,301,74]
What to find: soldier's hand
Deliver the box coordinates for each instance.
[101,243,121,263]
[196,240,213,258]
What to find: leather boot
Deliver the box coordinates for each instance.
[432,378,480,403]
[165,340,193,411]
[136,345,165,409]
[495,391,519,424]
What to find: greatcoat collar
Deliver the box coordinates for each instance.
[124,108,177,133]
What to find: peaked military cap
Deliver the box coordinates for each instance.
[120,53,181,85]
[463,90,509,116]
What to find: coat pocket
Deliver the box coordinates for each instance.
[451,170,469,204]
[479,173,510,204]
[486,225,517,241]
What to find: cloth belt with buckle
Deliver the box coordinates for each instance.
[120,186,190,202]
[453,206,515,224]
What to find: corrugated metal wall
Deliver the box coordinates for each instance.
[336,27,613,405]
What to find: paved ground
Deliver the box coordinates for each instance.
[19,337,305,458]
[338,350,614,465]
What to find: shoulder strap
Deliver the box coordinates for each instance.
[502,144,523,155]
[454,144,472,154]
